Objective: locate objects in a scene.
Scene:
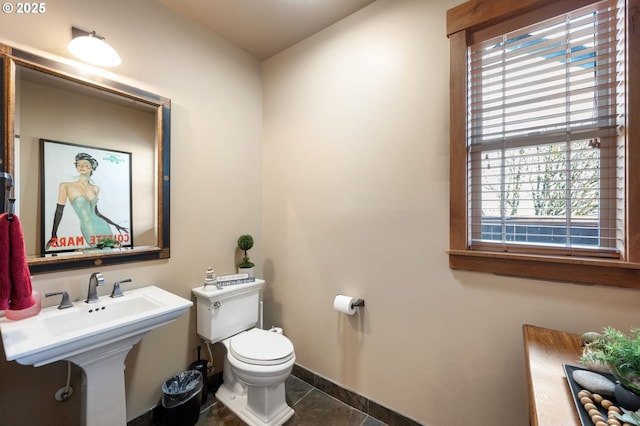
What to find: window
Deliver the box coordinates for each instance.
[447,0,640,288]
[470,1,623,256]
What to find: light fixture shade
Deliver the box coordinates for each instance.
[68,33,121,67]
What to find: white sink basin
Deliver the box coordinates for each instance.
[1,285,192,367]
[43,295,160,336]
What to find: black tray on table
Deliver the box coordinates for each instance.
[563,364,619,426]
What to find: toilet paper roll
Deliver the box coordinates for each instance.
[333,295,357,315]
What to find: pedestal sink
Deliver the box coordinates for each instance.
[0,285,193,426]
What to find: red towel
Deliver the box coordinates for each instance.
[0,213,34,310]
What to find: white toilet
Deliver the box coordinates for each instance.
[192,279,295,426]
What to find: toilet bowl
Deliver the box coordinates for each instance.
[215,328,295,426]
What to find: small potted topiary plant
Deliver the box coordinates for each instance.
[237,234,255,277]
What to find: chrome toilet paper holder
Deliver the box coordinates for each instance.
[351,299,365,309]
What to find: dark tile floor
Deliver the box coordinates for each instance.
[196,375,387,426]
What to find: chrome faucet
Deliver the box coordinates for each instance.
[85,272,105,303]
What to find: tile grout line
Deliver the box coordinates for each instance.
[290,386,314,408]
[309,386,383,425]
[292,364,421,425]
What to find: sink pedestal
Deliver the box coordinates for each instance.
[69,335,144,426]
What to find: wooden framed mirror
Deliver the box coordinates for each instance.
[0,43,170,274]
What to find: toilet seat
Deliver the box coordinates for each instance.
[230,329,294,366]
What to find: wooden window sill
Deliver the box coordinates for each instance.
[448,250,640,288]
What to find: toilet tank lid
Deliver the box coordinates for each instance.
[192,279,265,301]
[230,328,294,365]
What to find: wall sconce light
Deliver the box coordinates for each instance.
[67,27,121,67]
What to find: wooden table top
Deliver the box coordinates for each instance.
[523,324,583,426]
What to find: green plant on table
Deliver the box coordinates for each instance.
[614,407,640,425]
[580,327,640,395]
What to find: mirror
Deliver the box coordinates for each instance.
[1,43,171,274]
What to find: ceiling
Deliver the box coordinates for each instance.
[155,0,377,60]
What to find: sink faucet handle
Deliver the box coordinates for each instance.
[110,279,132,298]
[45,291,73,309]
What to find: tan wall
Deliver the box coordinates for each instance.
[261,0,640,425]
[0,0,263,424]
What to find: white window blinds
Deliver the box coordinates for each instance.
[467,0,625,257]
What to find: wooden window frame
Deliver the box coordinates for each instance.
[447,0,640,288]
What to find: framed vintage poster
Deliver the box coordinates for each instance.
[40,139,133,254]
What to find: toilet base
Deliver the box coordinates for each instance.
[215,383,294,426]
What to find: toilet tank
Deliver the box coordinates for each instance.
[192,279,265,343]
